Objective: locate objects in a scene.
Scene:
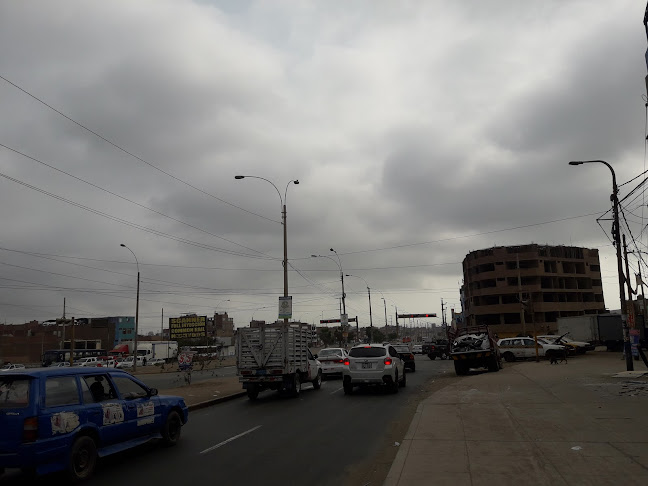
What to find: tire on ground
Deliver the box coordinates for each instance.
[68,435,98,481]
[162,410,183,447]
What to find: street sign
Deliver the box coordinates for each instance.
[279,296,292,319]
[341,314,348,328]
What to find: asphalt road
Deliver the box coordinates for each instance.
[1,355,457,486]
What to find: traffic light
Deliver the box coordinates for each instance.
[397,313,437,319]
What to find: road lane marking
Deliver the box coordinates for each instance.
[330,387,343,395]
[199,425,262,455]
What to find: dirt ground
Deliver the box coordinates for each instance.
[159,375,243,407]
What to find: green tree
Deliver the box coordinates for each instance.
[371,328,385,343]
[387,332,398,342]
[319,328,335,346]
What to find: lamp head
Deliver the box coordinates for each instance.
[294,180,300,185]
[120,244,126,247]
[568,161,583,166]
[311,254,317,258]
[330,248,335,252]
[234,175,245,179]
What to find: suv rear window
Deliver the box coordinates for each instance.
[0,377,30,408]
[349,347,387,358]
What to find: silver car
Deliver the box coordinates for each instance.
[316,348,349,377]
[342,343,406,394]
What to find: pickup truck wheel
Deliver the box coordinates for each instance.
[441,352,448,360]
[247,386,259,400]
[428,354,436,360]
[487,356,499,372]
[162,411,183,447]
[68,435,97,481]
[502,352,516,363]
[312,370,322,390]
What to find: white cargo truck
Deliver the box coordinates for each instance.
[236,322,322,400]
[557,314,625,350]
[136,341,179,362]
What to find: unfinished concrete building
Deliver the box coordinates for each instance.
[462,244,606,337]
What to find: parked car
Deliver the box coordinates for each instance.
[0,364,25,371]
[316,348,349,377]
[147,358,166,367]
[342,343,406,394]
[52,362,71,368]
[116,356,145,369]
[497,337,567,362]
[76,357,100,367]
[0,367,188,481]
[391,343,416,372]
[538,334,592,354]
[423,340,450,360]
[412,344,423,354]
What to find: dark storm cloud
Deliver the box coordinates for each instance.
[0,0,644,330]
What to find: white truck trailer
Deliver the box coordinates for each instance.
[557,314,625,350]
[236,322,322,400]
[136,341,179,362]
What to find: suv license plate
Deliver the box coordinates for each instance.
[361,362,372,369]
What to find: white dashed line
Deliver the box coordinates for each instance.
[199,425,262,454]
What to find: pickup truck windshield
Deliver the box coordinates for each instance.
[349,347,386,358]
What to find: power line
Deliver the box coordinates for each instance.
[0,75,279,224]
[0,143,273,259]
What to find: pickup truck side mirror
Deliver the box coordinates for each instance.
[313,354,318,359]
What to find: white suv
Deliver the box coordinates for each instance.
[342,343,406,394]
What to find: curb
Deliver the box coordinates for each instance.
[187,391,247,411]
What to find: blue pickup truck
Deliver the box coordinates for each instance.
[0,367,188,481]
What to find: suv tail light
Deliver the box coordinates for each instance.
[343,358,350,366]
[23,417,38,443]
[384,357,393,365]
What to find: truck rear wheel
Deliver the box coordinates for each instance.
[292,373,301,397]
[487,356,499,372]
[428,354,436,360]
[454,361,468,376]
[502,352,515,362]
[247,385,259,400]
[343,382,353,395]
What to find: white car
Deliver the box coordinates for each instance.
[76,357,100,367]
[147,358,166,366]
[497,337,567,362]
[412,344,423,354]
[116,356,145,369]
[342,343,406,394]
[1,363,26,370]
[316,348,349,377]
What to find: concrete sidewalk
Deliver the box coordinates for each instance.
[384,352,648,486]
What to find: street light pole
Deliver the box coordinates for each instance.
[381,297,388,327]
[330,249,346,318]
[235,175,299,323]
[569,160,633,371]
[120,244,140,372]
[345,274,373,342]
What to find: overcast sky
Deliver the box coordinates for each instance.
[1,0,648,334]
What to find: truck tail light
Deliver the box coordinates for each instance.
[384,357,393,365]
[23,417,38,443]
[409,354,414,360]
[343,358,350,366]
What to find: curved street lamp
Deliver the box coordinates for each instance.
[235,175,299,322]
[120,243,140,372]
[569,160,633,371]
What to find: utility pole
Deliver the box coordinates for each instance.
[395,306,399,339]
[623,236,638,361]
[517,253,527,336]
